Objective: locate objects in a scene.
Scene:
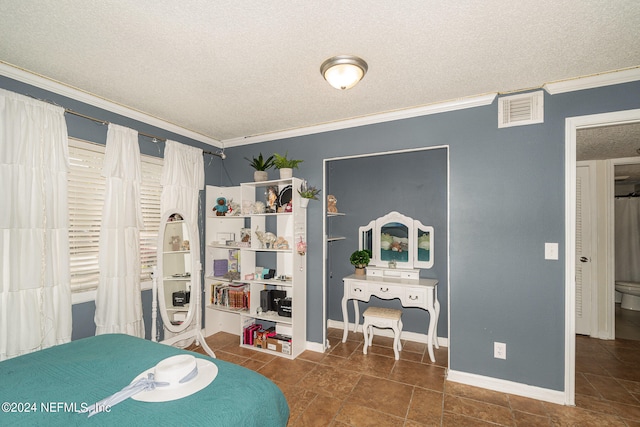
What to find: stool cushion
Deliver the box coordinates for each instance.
[363,307,402,320]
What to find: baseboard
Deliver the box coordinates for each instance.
[305,341,325,353]
[327,319,448,347]
[447,370,567,405]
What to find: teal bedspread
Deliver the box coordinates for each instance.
[0,334,289,426]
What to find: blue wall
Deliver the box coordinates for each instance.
[218,81,640,391]
[325,149,448,338]
[3,74,640,392]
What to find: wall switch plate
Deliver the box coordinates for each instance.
[545,242,559,260]
[494,342,506,359]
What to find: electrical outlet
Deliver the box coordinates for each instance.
[494,342,506,359]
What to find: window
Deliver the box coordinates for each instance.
[68,138,163,293]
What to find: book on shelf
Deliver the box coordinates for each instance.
[211,282,249,310]
[243,323,262,346]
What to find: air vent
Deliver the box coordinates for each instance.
[498,91,544,128]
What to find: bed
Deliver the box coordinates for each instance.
[0,334,289,426]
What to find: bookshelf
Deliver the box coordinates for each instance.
[204,178,307,359]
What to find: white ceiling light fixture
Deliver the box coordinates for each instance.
[320,55,368,90]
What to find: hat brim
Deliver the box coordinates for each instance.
[131,358,218,402]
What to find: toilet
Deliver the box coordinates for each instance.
[615,281,640,311]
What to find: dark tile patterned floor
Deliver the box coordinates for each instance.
[191,313,640,426]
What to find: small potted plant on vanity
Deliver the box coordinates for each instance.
[350,250,371,276]
[297,180,321,208]
[245,153,275,182]
[273,152,303,179]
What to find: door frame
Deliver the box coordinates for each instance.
[322,145,450,358]
[564,108,640,405]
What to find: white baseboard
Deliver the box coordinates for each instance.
[305,341,325,353]
[447,370,567,405]
[326,319,448,347]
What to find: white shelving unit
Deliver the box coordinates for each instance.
[204,178,307,359]
[161,220,192,325]
[326,212,346,242]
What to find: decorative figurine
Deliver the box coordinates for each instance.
[241,228,251,243]
[242,200,254,215]
[181,240,190,251]
[255,226,276,249]
[227,198,240,216]
[327,194,338,213]
[253,201,266,214]
[266,186,278,213]
[168,213,183,222]
[274,236,289,250]
[214,197,228,216]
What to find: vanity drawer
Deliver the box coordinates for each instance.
[347,281,370,300]
[369,284,403,300]
[403,287,427,307]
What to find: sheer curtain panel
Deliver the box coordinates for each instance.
[160,140,204,341]
[161,140,204,219]
[94,124,145,337]
[0,89,72,361]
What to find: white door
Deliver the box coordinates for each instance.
[575,163,594,335]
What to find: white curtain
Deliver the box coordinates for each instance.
[160,140,204,339]
[94,124,144,337]
[0,89,72,361]
[615,197,640,282]
[161,140,204,219]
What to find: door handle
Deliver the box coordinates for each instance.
[579,256,589,263]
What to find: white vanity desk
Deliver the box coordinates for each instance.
[342,267,439,362]
[343,211,439,362]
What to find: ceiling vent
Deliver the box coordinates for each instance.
[498,91,544,128]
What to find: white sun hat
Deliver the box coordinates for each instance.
[85,354,218,416]
[131,354,218,402]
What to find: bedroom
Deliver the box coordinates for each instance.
[1,1,640,425]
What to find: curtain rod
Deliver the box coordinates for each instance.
[64,108,225,159]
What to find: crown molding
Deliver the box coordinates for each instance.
[221,93,498,147]
[543,67,640,95]
[0,62,221,148]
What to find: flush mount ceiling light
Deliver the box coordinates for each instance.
[320,55,368,90]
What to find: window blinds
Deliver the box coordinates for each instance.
[68,138,163,292]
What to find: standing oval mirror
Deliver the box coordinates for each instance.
[157,210,195,333]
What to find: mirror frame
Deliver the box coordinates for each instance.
[359,211,434,269]
[157,209,197,334]
[413,219,434,269]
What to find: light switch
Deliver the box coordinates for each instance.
[545,243,559,260]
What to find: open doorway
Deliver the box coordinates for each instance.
[612,159,640,339]
[565,109,640,405]
[576,123,640,340]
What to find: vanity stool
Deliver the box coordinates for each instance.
[362,307,403,360]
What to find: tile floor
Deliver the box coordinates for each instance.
[190,309,640,426]
[616,303,640,341]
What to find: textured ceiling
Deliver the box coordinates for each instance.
[1,1,640,145]
[578,123,640,188]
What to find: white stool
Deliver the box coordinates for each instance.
[362,307,403,360]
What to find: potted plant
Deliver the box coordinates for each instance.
[297,180,321,208]
[273,152,303,179]
[350,250,371,276]
[245,153,275,182]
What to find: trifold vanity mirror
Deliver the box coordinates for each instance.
[154,210,214,357]
[359,211,434,270]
